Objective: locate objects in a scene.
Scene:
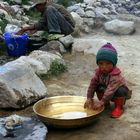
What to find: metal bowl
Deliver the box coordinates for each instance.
[33,96,104,128]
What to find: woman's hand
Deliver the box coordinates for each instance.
[16,28,25,35]
[84,98,94,110]
[16,25,35,35]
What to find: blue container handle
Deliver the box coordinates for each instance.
[3,32,28,39]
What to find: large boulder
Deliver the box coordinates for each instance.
[71,12,84,36]
[28,50,65,75]
[0,59,47,109]
[104,19,135,35]
[0,50,66,108]
[72,38,109,55]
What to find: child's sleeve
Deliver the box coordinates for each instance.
[87,70,99,99]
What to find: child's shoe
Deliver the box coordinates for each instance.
[111,97,125,118]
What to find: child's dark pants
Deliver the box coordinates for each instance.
[96,85,128,100]
[96,85,129,118]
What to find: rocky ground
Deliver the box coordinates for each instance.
[0,0,140,139]
[0,15,140,140]
[44,23,140,139]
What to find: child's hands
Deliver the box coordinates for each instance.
[84,99,94,110]
[93,101,104,111]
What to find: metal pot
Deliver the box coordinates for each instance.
[26,36,47,52]
[33,96,104,128]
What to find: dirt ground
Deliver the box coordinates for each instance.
[44,22,140,140]
[0,20,140,140]
[44,54,138,140]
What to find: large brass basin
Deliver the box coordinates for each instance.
[33,96,104,128]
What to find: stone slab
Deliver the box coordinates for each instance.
[0,116,48,140]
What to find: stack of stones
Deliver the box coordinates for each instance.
[68,0,140,17]
[66,0,140,34]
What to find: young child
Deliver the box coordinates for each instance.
[84,43,132,118]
